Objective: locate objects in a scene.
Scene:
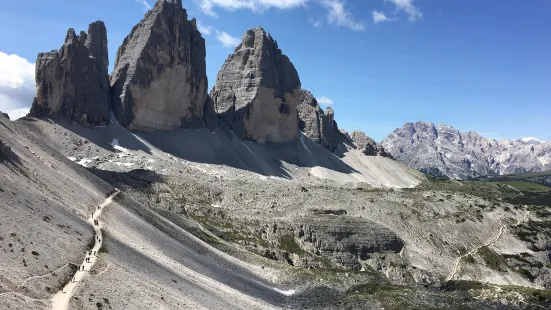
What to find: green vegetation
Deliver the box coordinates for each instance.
[478,246,508,271]
[496,181,551,193]
[278,234,307,255]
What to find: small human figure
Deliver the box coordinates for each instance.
[94,251,96,256]
[98,206,100,210]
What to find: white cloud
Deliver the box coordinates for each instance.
[320,0,365,31]
[197,21,213,36]
[0,52,35,120]
[372,10,392,24]
[134,0,151,11]
[386,0,422,22]
[317,96,333,105]
[197,0,307,17]
[216,31,241,48]
[308,17,323,28]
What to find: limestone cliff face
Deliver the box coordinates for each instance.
[382,121,551,178]
[110,0,207,131]
[210,27,301,143]
[297,90,341,151]
[30,21,110,125]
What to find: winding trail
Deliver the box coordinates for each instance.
[51,191,119,310]
[446,210,530,281]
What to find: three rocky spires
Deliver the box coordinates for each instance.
[30,0,384,155]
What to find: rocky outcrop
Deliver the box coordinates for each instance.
[210,27,301,143]
[351,130,392,158]
[1,112,9,120]
[30,22,110,125]
[382,121,551,179]
[297,89,340,151]
[110,0,207,131]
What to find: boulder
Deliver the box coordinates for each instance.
[110,0,207,131]
[30,21,110,125]
[210,27,301,143]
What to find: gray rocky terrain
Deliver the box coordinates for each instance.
[209,27,301,144]
[382,121,551,179]
[109,0,207,131]
[1,1,550,308]
[30,22,110,126]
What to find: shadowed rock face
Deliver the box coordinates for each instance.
[110,0,207,131]
[30,21,110,126]
[297,90,340,151]
[210,27,301,143]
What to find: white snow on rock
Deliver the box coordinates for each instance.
[77,158,93,167]
[272,288,296,296]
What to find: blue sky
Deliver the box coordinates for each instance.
[0,0,550,142]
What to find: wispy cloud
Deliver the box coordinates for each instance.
[197,0,307,17]
[320,0,365,31]
[0,52,35,120]
[134,0,151,11]
[372,10,392,24]
[308,17,323,28]
[216,31,241,48]
[317,96,334,105]
[386,0,422,22]
[197,21,213,36]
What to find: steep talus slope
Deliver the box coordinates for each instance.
[110,0,207,131]
[209,27,301,143]
[0,116,298,310]
[30,22,110,126]
[382,121,551,179]
[0,114,113,309]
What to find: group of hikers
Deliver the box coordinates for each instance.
[64,191,118,292]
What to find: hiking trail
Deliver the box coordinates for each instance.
[51,190,119,310]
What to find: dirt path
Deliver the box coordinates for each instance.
[446,210,530,281]
[51,191,118,310]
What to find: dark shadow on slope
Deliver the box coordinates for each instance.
[137,126,359,178]
[110,192,290,307]
[16,116,152,154]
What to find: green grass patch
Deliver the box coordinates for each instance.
[478,246,508,272]
[496,181,551,193]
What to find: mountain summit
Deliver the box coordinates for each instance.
[382,121,551,179]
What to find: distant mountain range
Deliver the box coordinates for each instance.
[381,121,551,179]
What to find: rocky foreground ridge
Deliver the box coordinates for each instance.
[382,121,551,179]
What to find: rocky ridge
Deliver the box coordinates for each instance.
[382,121,551,179]
[350,130,392,158]
[30,21,111,126]
[297,89,341,151]
[209,27,301,143]
[110,0,207,131]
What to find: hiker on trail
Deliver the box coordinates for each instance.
[98,206,100,210]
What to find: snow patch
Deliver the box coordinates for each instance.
[273,288,296,296]
[114,162,134,167]
[77,158,93,167]
[111,138,129,153]
[521,137,543,143]
[67,157,77,161]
